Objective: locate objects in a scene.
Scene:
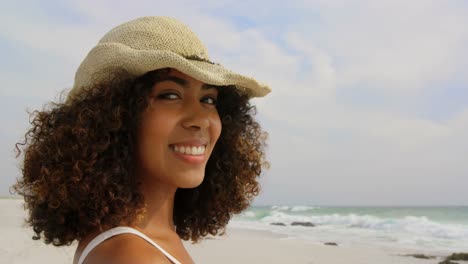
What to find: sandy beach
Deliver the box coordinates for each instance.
[186,228,458,264]
[2,199,465,264]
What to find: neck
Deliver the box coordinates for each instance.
[134,178,178,238]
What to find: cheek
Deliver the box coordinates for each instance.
[136,111,176,164]
[210,113,222,143]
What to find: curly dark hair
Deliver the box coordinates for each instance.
[12,68,268,246]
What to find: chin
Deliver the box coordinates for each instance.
[178,174,205,189]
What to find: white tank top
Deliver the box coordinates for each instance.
[77,226,182,264]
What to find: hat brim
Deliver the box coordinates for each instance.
[70,42,271,100]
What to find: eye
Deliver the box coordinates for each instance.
[201,96,217,105]
[157,92,180,100]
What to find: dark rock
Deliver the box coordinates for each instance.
[446,253,468,261]
[270,222,286,226]
[291,221,315,227]
[324,242,338,246]
[403,254,435,259]
[438,252,468,264]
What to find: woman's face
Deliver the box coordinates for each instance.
[135,69,222,190]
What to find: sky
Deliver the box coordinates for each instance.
[1,0,467,206]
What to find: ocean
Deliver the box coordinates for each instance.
[231,205,468,253]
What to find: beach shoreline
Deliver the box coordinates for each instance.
[187,227,465,264]
[2,198,466,264]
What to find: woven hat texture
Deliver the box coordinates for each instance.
[69,16,271,100]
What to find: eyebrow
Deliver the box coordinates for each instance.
[162,76,218,90]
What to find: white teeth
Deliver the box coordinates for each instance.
[172,145,206,155]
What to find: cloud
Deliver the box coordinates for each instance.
[1,0,467,205]
[288,0,468,95]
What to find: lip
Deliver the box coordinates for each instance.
[169,138,209,146]
[171,150,206,164]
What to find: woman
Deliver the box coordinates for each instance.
[13,16,270,264]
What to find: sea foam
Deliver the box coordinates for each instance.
[233,206,468,252]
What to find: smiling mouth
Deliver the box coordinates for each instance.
[170,145,206,156]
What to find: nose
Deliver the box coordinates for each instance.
[181,101,211,130]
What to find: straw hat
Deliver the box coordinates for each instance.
[68,16,271,101]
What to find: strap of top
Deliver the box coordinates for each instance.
[77,226,182,264]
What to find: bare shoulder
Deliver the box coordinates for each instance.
[83,233,172,264]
